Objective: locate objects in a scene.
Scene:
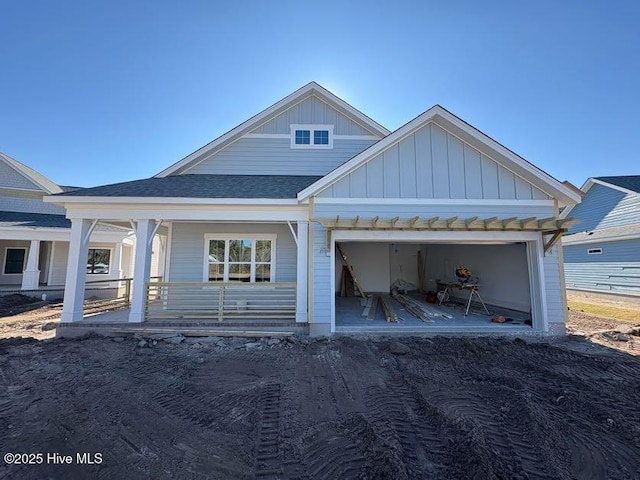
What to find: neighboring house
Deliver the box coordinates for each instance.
[0,152,144,295]
[560,176,640,296]
[45,82,581,335]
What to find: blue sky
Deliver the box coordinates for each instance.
[1,1,638,188]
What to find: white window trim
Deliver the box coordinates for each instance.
[203,234,277,282]
[290,124,334,149]
[86,247,113,275]
[587,248,603,255]
[3,247,27,275]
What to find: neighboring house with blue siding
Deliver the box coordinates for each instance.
[45,82,582,336]
[560,176,640,296]
[0,152,154,295]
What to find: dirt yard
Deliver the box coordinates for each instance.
[1,291,639,478]
[0,334,639,479]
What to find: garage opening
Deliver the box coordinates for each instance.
[334,241,535,332]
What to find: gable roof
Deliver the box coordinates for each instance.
[52,174,322,200]
[594,175,640,194]
[0,152,63,194]
[297,105,583,206]
[155,82,390,177]
[559,175,639,219]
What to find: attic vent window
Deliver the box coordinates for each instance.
[587,248,603,255]
[291,124,333,149]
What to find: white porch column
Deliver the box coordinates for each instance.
[296,221,309,323]
[21,240,41,290]
[128,220,156,323]
[61,219,93,322]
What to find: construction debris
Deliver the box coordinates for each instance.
[367,296,379,321]
[337,244,366,298]
[380,295,399,323]
[392,290,453,322]
[361,296,374,317]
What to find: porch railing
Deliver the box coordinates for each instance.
[144,282,296,321]
[85,276,162,307]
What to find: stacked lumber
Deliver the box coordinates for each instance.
[379,296,398,322]
[360,295,378,320]
[393,293,435,323]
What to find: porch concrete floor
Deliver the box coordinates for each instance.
[335,294,533,334]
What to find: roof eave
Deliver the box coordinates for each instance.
[43,195,302,206]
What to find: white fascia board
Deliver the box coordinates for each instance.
[590,178,638,196]
[44,196,300,206]
[314,197,555,207]
[64,204,310,222]
[299,106,582,206]
[154,82,389,178]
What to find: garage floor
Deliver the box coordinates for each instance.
[335,294,532,334]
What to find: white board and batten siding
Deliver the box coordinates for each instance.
[183,95,380,177]
[168,222,297,283]
[318,123,550,201]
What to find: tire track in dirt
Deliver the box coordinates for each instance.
[252,382,283,479]
[364,381,450,478]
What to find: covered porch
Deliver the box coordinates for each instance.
[53,206,310,332]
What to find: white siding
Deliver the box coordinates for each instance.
[184,137,375,176]
[0,161,42,190]
[168,222,297,282]
[252,95,375,136]
[0,195,65,214]
[318,123,551,200]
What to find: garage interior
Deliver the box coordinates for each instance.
[334,241,534,331]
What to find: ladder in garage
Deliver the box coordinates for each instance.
[337,243,366,298]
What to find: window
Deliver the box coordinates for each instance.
[295,129,310,145]
[314,130,329,145]
[4,248,26,274]
[587,248,603,255]
[290,124,334,149]
[87,249,111,274]
[204,234,276,282]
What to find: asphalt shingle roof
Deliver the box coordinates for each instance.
[595,175,640,194]
[55,175,323,199]
[0,211,71,229]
